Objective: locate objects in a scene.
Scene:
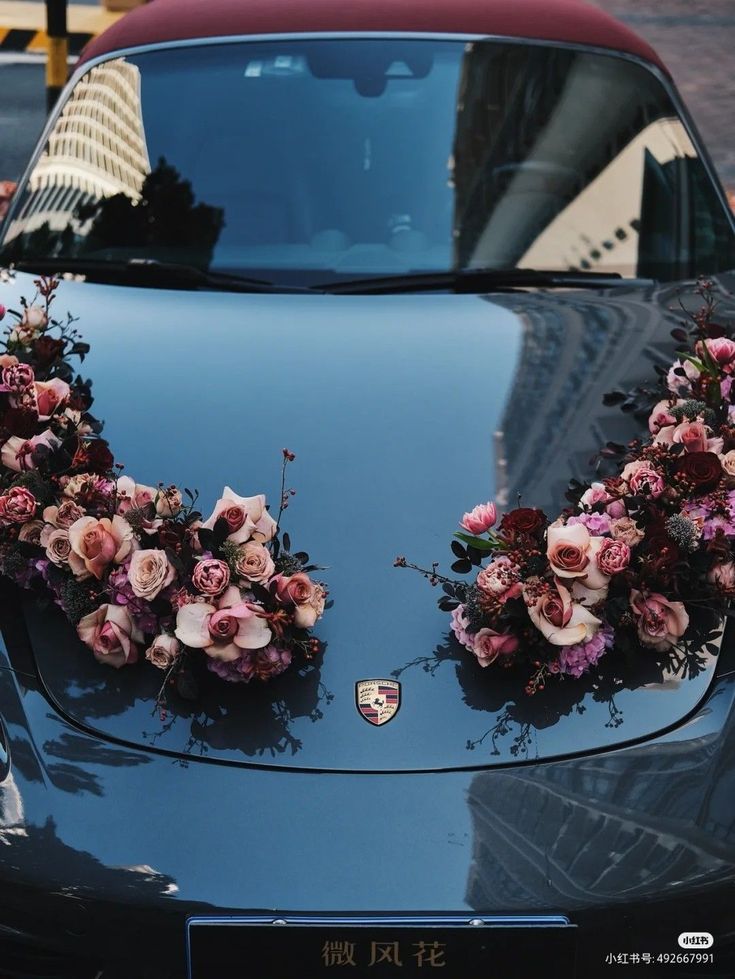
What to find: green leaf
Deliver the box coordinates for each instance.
[453,532,499,552]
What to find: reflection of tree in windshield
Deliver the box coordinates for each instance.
[4,158,224,269]
[75,157,224,264]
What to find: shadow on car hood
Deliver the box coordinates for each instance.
[8,273,733,772]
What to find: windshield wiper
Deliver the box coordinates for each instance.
[316,268,654,295]
[8,258,315,294]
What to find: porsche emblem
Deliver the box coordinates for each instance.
[356,679,401,726]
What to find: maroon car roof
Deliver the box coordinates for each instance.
[79,0,667,74]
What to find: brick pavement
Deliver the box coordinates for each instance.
[592,0,735,193]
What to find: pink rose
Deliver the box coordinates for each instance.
[596,538,631,576]
[673,419,723,455]
[524,579,601,647]
[272,572,326,628]
[606,499,626,519]
[39,525,88,577]
[547,523,609,589]
[703,336,735,370]
[475,557,521,603]
[579,482,610,508]
[192,558,231,596]
[648,399,678,435]
[471,627,519,667]
[234,542,275,584]
[1,363,35,392]
[175,584,272,661]
[145,634,182,670]
[708,561,735,593]
[621,460,665,498]
[0,486,37,525]
[68,515,135,579]
[127,548,175,600]
[77,604,142,668]
[18,520,43,545]
[202,486,277,544]
[629,590,689,649]
[610,516,645,547]
[34,378,70,420]
[450,604,473,651]
[43,499,86,529]
[460,502,497,535]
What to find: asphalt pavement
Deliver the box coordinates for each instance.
[0,58,46,181]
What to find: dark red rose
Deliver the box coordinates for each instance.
[32,336,64,366]
[674,451,722,493]
[500,507,547,538]
[0,407,39,438]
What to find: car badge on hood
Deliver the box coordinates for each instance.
[355,679,401,726]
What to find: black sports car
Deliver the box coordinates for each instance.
[0,0,734,976]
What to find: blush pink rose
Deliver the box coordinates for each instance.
[272,572,326,628]
[471,627,519,667]
[77,604,142,668]
[202,486,277,544]
[192,558,231,596]
[596,538,631,576]
[0,486,37,525]
[547,523,609,590]
[674,419,723,455]
[18,520,43,545]
[39,524,89,577]
[34,378,70,420]
[629,590,689,649]
[145,634,182,670]
[127,548,176,600]
[475,557,521,603]
[610,516,645,547]
[175,585,272,661]
[9,306,47,346]
[707,561,735,593]
[234,542,275,584]
[524,579,601,647]
[460,502,497,535]
[68,515,135,579]
[621,460,665,498]
[43,499,86,529]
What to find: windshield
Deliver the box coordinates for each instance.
[2,38,734,285]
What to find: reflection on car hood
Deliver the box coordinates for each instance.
[6,272,735,772]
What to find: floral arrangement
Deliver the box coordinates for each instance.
[0,274,326,697]
[397,280,730,693]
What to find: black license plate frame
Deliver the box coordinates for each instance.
[186,914,576,977]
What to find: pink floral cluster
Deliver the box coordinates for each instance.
[406,288,735,692]
[0,278,326,689]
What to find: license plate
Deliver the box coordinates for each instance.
[187,915,576,977]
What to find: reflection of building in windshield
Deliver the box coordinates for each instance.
[519,119,696,274]
[451,44,708,278]
[5,59,150,242]
[491,290,678,512]
[464,745,733,912]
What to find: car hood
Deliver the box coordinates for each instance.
[4,272,730,771]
